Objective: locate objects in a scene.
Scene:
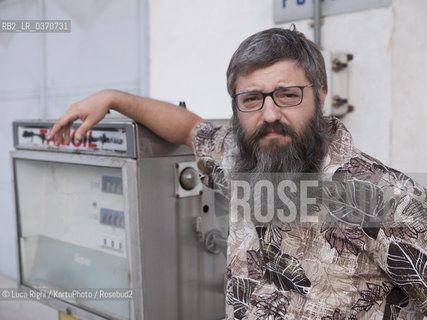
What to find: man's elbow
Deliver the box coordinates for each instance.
[184,119,205,148]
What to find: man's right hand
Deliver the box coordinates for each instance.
[48,90,113,146]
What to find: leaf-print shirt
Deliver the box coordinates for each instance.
[192,117,427,320]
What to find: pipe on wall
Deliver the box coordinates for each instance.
[314,0,321,46]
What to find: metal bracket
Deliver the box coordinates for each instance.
[323,51,355,118]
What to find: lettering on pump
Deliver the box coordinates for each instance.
[38,129,98,148]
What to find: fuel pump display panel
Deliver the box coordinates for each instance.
[14,158,130,320]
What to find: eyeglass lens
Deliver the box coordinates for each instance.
[237,87,303,111]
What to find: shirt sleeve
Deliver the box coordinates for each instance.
[367,169,427,317]
[192,121,234,195]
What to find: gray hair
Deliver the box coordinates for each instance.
[226,27,327,110]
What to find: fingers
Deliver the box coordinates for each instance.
[48,118,64,141]
[48,122,66,146]
[63,126,71,145]
[73,120,95,144]
[49,116,99,147]
[50,122,86,147]
[48,105,81,146]
[48,91,111,146]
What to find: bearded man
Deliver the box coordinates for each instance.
[50,27,427,320]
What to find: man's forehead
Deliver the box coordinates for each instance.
[235,60,308,91]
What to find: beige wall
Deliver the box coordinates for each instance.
[391,0,427,173]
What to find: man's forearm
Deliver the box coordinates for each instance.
[49,90,204,148]
[109,90,203,147]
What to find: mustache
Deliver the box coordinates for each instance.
[246,121,297,142]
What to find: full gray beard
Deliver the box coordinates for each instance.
[232,108,332,175]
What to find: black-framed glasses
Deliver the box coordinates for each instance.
[232,84,313,112]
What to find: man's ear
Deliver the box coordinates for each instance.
[319,86,327,113]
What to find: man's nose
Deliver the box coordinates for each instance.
[261,96,282,123]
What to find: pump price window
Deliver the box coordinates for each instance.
[14,159,131,320]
